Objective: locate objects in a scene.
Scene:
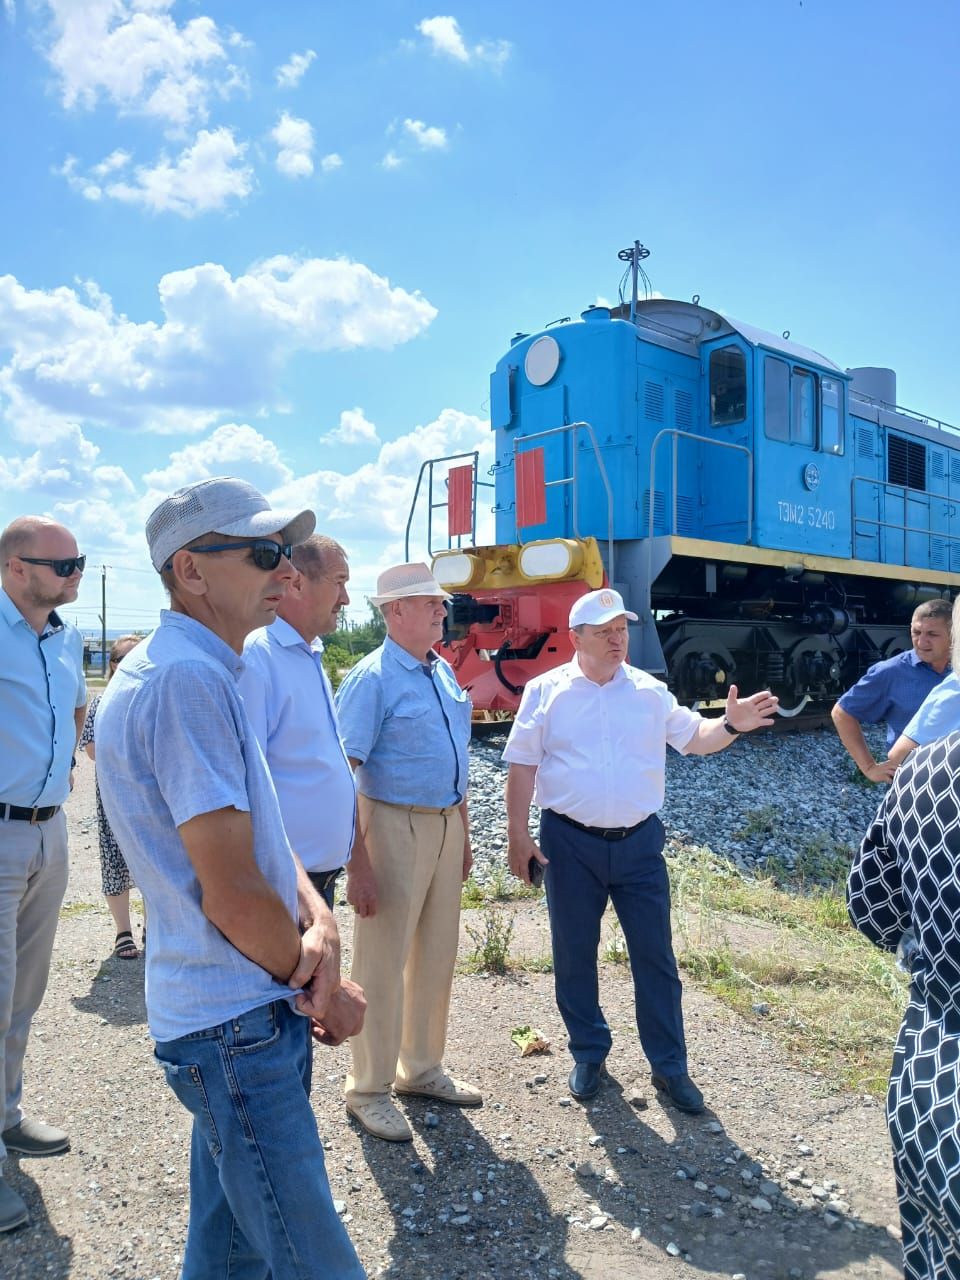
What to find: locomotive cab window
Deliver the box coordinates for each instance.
[820,376,843,454]
[763,356,790,441]
[709,346,747,425]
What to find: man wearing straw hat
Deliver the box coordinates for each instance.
[335,562,479,1142]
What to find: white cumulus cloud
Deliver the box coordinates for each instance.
[403,118,447,150]
[0,257,438,438]
[143,423,294,493]
[381,150,403,170]
[271,112,314,179]
[44,0,246,130]
[416,15,510,67]
[62,128,254,216]
[321,152,343,173]
[321,407,379,446]
[275,48,315,88]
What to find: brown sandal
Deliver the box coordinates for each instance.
[113,931,141,960]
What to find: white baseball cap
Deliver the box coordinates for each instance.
[569,588,638,628]
[146,476,315,572]
[370,562,452,606]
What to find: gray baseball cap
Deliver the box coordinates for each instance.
[146,476,316,572]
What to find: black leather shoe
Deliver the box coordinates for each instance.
[651,1072,705,1114]
[568,1061,604,1101]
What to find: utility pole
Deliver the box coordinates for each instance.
[99,564,107,676]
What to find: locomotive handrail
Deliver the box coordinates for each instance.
[512,420,615,584]
[645,430,754,614]
[850,473,960,568]
[404,450,494,561]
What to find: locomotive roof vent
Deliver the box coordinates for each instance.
[581,306,611,323]
[848,366,897,408]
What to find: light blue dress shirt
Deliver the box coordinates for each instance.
[95,611,300,1043]
[903,670,960,747]
[0,588,86,808]
[238,617,356,874]
[335,636,471,809]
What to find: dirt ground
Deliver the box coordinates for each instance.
[1,766,905,1280]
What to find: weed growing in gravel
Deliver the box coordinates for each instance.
[733,805,779,839]
[461,868,543,909]
[461,875,485,909]
[464,907,516,974]
[603,919,629,965]
[59,901,99,918]
[667,842,906,1097]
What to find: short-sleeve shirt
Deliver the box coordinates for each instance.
[238,617,356,874]
[903,671,960,747]
[95,611,300,1044]
[502,657,701,828]
[0,588,86,808]
[838,650,950,746]
[335,637,471,809]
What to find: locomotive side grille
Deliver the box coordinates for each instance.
[642,488,667,534]
[857,425,875,459]
[931,537,948,570]
[952,458,960,486]
[931,451,946,482]
[887,434,926,492]
[675,495,696,535]
[675,389,693,429]
[644,381,665,422]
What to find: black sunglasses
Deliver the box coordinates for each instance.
[165,540,293,572]
[18,554,86,577]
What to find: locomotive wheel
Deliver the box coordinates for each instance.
[775,694,812,718]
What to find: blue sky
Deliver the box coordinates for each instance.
[1,0,957,633]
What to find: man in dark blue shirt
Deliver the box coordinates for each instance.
[831,599,952,784]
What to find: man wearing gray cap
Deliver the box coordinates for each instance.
[504,587,777,1113]
[335,562,478,1142]
[95,477,366,1279]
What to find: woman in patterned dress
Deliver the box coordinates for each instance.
[80,634,143,959]
[848,609,960,1280]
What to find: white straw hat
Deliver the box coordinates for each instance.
[370,562,452,606]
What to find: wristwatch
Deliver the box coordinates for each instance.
[721,717,740,736]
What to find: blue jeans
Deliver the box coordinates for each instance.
[154,1000,365,1280]
[541,810,688,1075]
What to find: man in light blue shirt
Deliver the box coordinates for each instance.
[239,534,356,907]
[0,516,86,1232]
[96,477,366,1280]
[335,562,477,1143]
[832,600,952,783]
[886,599,960,769]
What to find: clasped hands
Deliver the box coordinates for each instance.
[287,917,366,1046]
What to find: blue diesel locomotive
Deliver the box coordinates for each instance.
[410,244,958,715]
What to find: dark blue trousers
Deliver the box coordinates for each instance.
[541,808,688,1075]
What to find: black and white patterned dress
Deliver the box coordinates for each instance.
[847,732,960,1280]
[79,694,135,898]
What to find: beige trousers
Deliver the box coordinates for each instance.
[345,796,464,1103]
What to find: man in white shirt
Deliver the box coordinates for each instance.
[239,535,355,907]
[503,588,777,1112]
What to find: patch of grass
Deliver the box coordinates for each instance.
[668,843,906,1097]
[732,805,779,840]
[516,950,554,974]
[464,907,516,975]
[461,866,543,909]
[59,901,99,919]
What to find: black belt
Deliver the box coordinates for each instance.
[308,868,343,895]
[0,803,61,824]
[549,810,651,841]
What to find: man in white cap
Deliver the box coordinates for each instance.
[95,478,366,1278]
[335,562,478,1142]
[503,587,777,1112]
